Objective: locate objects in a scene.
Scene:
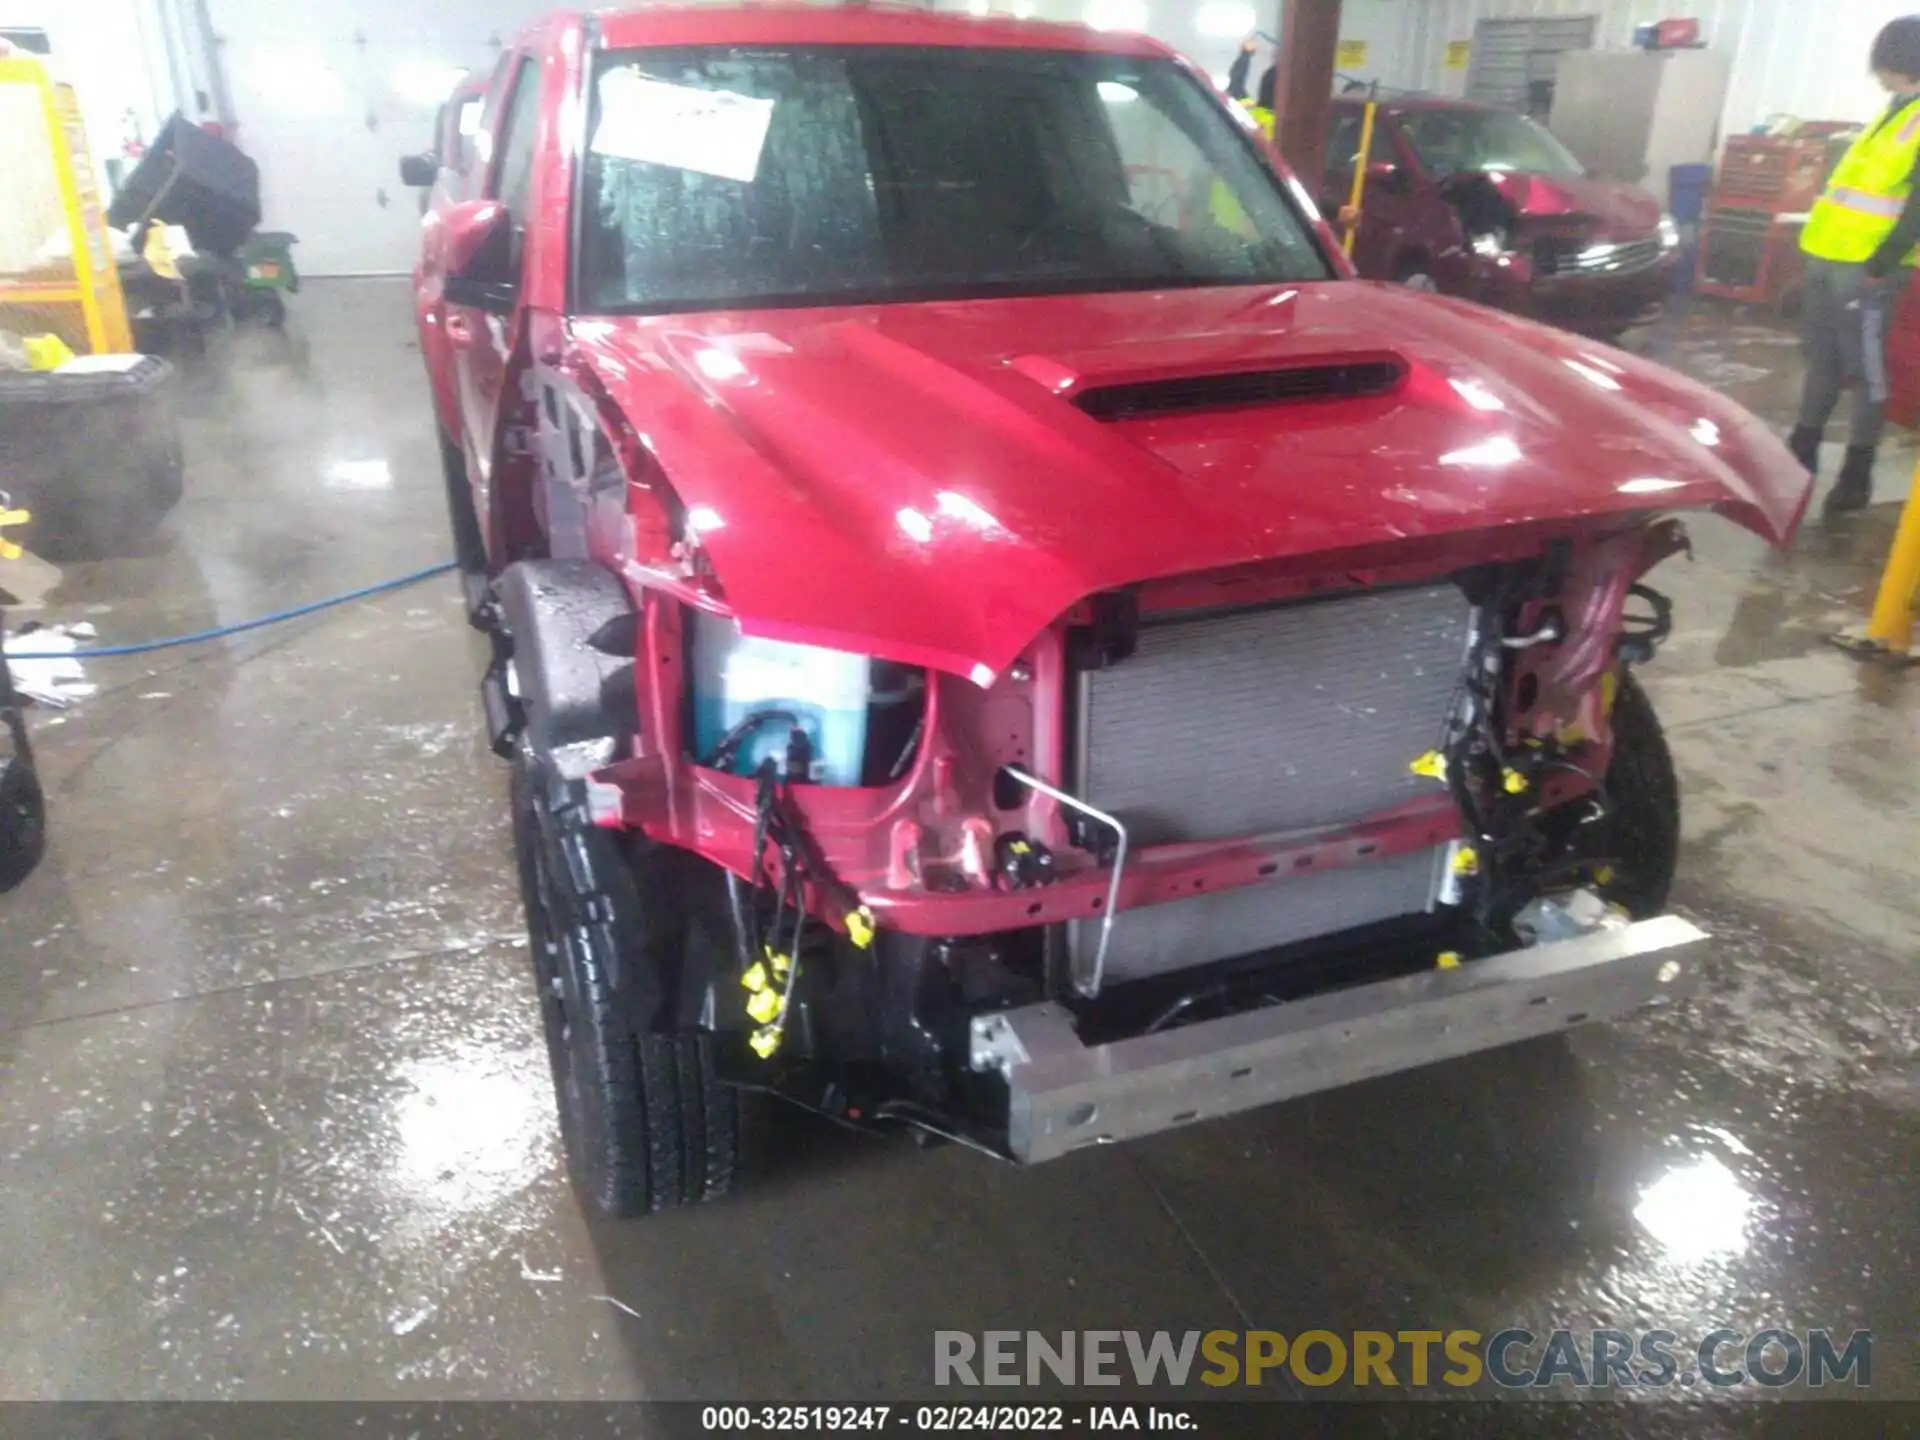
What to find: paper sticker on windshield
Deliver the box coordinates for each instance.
[591,70,775,184]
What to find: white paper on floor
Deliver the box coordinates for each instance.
[4,623,98,708]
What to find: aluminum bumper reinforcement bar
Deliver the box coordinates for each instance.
[970,914,1705,1164]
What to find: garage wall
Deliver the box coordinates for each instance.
[1406,0,1919,136]
[197,0,541,274]
[923,0,1417,101]
[110,0,1918,272]
[0,0,185,193]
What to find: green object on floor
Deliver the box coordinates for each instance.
[237,231,299,293]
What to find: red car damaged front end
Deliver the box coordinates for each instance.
[1462,170,1682,336]
[485,280,1806,1162]
[438,10,1810,1190]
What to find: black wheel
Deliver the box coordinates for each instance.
[1543,671,1678,918]
[0,745,46,893]
[511,749,764,1217]
[438,428,493,629]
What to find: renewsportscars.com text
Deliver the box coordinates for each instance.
[934,1328,1872,1390]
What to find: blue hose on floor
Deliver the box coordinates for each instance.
[2,561,459,659]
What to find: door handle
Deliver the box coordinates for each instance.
[444,311,474,345]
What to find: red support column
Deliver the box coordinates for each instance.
[1273,0,1341,184]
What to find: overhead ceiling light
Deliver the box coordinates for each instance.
[1084,0,1149,31]
[1195,0,1257,39]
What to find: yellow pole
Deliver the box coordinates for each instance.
[1863,451,1920,654]
[1342,99,1377,258]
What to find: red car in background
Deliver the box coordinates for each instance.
[1326,96,1681,339]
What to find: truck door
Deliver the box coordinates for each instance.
[449,52,542,498]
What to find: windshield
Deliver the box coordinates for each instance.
[1395,107,1586,179]
[577,46,1331,315]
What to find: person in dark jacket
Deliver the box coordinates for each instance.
[1790,16,1920,513]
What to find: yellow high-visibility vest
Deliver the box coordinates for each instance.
[1235,98,1275,139]
[1802,95,1920,266]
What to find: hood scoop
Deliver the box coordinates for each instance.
[1070,358,1406,421]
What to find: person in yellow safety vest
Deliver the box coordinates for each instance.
[1791,16,1920,514]
[1226,37,1276,139]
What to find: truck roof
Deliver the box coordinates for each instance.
[591,3,1173,57]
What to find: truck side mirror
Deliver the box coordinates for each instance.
[399,151,438,188]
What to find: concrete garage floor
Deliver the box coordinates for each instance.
[1,279,1917,1413]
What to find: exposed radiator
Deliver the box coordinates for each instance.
[1071,584,1472,985]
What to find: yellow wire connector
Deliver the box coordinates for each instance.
[1502,768,1530,795]
[845,906,876,950]
[746,988,782,1025]
[1450,845,1480,876]
[1436,951,1462,970]
[0,504,28,561]
[1409,750,1447,780]
[744,946,798,1056]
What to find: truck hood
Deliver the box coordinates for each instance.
[569,281,1810,680]
[1472,168,1664,237]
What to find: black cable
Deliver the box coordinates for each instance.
[871,1101,1015,1163]
[703,708,799,773]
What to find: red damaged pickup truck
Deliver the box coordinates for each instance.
[408,6,1810,1216]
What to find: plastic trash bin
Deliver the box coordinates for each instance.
[0,354,184,560]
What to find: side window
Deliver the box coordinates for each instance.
[491,57,542,219]
[1325,112,1363,177]
[454,97,484,174]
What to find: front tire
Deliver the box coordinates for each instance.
[1591,670,1679,916]
[511,750,764,1217]
[1534,671,1677,919]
